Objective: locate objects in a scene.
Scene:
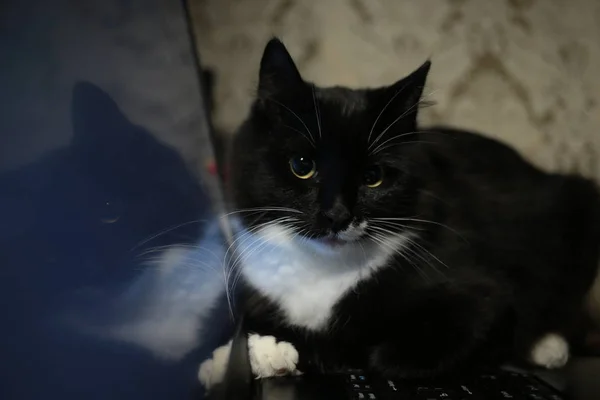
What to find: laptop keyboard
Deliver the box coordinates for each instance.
[345,370,565,400]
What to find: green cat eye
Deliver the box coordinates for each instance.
[289,156,316,179]
[364,165,383,188]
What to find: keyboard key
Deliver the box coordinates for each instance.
[386,380,399,392]
[416,386,433,392]
[481,374,499,380]
[458,384,475,395]
[498,390,515,398]
[526,384,540,392]
[527,394,546,400]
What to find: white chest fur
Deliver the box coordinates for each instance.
[233,222,410,331]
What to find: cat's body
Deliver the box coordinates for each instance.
[200,38,600,386]
[233,127,600,376]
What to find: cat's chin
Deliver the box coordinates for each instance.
[317,236,349,247]
[303,234,362,254]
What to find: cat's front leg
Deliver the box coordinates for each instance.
[368,282,508,378]
[198,340,232,391]
[198,334,301,391]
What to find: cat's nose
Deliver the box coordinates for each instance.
[321,201,352,232]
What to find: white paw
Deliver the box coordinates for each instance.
[198,341,232,391]
[530,333,570,369]
[248,334,301,378]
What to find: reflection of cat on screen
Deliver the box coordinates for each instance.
[67,81,230,358]
[0,81,229,397]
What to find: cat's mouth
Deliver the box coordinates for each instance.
[312,221,369,248]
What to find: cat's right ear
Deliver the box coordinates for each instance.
[71,81,130,142]
[258,38,303,99]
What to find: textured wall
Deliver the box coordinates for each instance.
[190,0,600,180]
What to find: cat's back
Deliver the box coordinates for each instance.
[421,126,542,180]
[418,126,600,288]
[421,126,600,208]
[416,126,600,214]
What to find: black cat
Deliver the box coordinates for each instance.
[198,38,600,388]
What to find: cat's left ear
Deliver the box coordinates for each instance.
[384,60,432,119]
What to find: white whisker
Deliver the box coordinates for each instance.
[312,84,322,139]
[130,219,207,251]
[370,216,468,243]
[369,225,448,277]
[221,207,303,218]
[228,221,298,310]
[222,219,286,315]
[367,80,412,145]
[406,236,451,271]
[371,219,427,232]
[223,217,298,316]
[368,90,438,151]
[283,124,316,147]
[267,97,316,145]
[368,231,430,282]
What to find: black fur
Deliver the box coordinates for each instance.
[227,38,600,379]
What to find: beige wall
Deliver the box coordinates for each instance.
[191,0,600,181]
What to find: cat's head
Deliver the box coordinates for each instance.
[69,82,207,240]
[230,38,431,253]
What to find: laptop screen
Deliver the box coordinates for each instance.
[0,1,229,398]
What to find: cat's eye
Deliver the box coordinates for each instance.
[289,156,316,179]
[364,165,383,188]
